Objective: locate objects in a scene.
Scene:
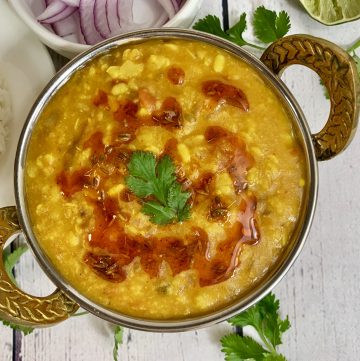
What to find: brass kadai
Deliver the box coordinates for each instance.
[0,30,358,331]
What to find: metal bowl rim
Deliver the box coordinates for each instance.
[14,28,318,332]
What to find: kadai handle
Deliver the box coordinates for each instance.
[0,206,79,327]
[261,34,360,161]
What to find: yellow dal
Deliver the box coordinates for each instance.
[25,40,306,319]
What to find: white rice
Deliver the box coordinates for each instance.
[0,72,11,155]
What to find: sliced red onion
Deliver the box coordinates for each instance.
[171,0,179,12]
[106,0,121,35]
[94,0,110,38]
[79,0,105,44]
[117,0,133,29]
[39,5,77,24]
[61,0,80,6]
[37,0,68,22]
[156,0,176,19]
[37,0,182,46]
[53,10,79,36]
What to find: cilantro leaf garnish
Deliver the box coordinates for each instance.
[194,14,264,50]
[253,7,291,43]
[221,293,290,360]
[227,14,249,47]
[113,325,124,361]
[221,334,267,361]
[3,244,28,285]
[193,7,291,50]
[126,151,191,225]
[193,15,229,40]
[1,244,34,336]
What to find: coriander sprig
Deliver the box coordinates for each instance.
[221,293,290,361]
[126,151,191,225]
[113,325,124,361]
[193,6,291,50]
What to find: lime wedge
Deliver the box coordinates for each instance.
[299,0,360,25]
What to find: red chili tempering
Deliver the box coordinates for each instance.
[57,89,259,285]
[167,66,185,85]
[113,100,139,122]
[152,97,182,128]
[202,80,249,111]
[93,90,108,107]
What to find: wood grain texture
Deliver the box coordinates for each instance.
[0,326,13,361]
[229,1,360,360]
[7,0,360,360]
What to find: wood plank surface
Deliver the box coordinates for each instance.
[228,1,360,360]
[4,0,360,360]
[0,327,13,361]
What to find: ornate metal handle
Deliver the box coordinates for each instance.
[261,34,360,161]
[0,206,79,327]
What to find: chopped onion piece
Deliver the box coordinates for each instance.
[106,0,121,35]
[156,0,176,18]
[37,0,68,22]
[61,0,80,6]
[37,0,184,46]
[171,0,180,12]
[94,0,110,37]
[117,0,134,29]
[40,6,77,24]
[79,0,104,44]
[53,10,79,36]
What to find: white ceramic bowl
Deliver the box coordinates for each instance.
[9,0,203,58]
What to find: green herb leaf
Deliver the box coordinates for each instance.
[167,183,191,220]
[258,293,290,348]
[1,320,34,336]
[193,15,229,40]
[227,13,249,47]
[275,11,291,39]
[113,325,124,361]
[126,175,154,198]
[229,293,290,350]
[3,244,28,285]
[126,151,191,225]
[253,6,291,43]
[127,151,156,180]
[142,201,175,225]
[193,14,265,50]
[221,334,267,361]
[263,354,287,361]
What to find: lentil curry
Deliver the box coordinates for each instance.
[25,39,306,319]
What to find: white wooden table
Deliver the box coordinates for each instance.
[1,1,360,360]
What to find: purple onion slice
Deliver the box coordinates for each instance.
[53,10,79,36]
[79,0,104,44]
[106,0,122,36]
[61,0,80,6]
[37,0,68,22]
[156,0,176,19]
[94,0,111,37]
